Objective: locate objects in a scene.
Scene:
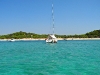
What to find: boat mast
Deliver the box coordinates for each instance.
[52,1,55,35]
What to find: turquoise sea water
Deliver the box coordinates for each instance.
[0,40,100,75]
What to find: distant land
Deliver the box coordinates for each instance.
[0,30,100,39]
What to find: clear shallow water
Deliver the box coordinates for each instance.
[0,40,100,75]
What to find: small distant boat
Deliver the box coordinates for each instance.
[9,38,15,42]
[46,2,57,43]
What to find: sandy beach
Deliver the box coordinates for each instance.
[62,38,100,40]
[0,38,100,41]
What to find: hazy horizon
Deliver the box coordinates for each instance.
[0,0,100,35]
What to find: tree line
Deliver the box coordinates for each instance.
[0,30,100,39]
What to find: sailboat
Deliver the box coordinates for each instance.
[46,2,57,43]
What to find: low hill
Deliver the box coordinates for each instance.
[85,30,100,38]
[0,30,100,39]
[0,31,48,39]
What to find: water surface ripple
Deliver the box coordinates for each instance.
[0,40,100,75]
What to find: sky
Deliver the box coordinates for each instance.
[0,0,100,35]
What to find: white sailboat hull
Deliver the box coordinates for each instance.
[46,34,57,43]
[46,39,57,43]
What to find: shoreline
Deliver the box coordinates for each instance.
[0,38,100,41]
[65,38,100,40]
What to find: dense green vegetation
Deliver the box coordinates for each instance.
[0,30,100,39]
[59,30,100,38]
[0,31,48,39]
